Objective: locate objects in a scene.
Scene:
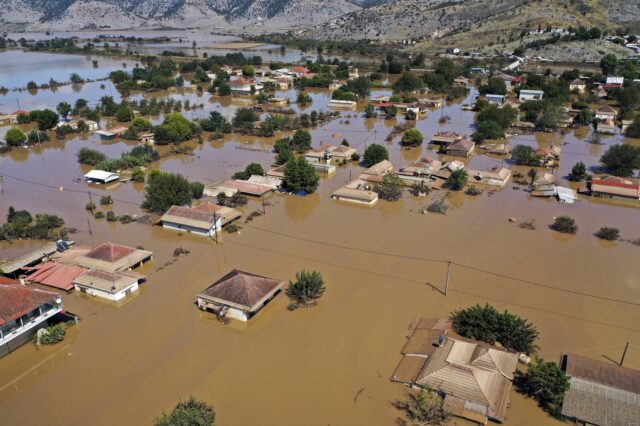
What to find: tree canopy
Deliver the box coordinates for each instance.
[400,128,423,147]
[142,171,203,213]
[363,143,389,167]
[154,113,199,145]
[283,157,319,194]
[600,144,640,177]
[516,357,570,418]
[154,395,215,426]
[451,303,539,353]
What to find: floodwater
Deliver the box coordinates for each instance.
[1,51,639,426]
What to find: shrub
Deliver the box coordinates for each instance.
[512,145,541,166]
[516,357,570,418]
[94,211,105,219]
[600,144,640,177]
[77,148,107,165]
[427,200,448,214]
[351,152,360,161]
[131,168,145,183]
[363,143,389,167]
[551,215,577,234]
[5,127,27,146]
[142,171,202,213]
[286,270,326,307]
[595,226,620,241]
[465,185,482,196]
[451,303,539,353]
[100,195,113,205]
[154,395,215,426]
[400,128,423,147]
[85,202,96,211]
[106,211,117,221]
[34,324,66,345]
[568,162,587,181]
[119,215,133,224]
[394,390,451,426]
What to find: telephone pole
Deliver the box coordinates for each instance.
[445,259,452,296]
[620,341,629,366]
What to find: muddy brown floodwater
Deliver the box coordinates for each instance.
[1,55,640,425]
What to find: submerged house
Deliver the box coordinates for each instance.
[590,176,640,200]
[73,269,141,302]
[332,179,379,206]
[431,131,464,146]
[85,170,119,184]
[229,78,264,94]
[468,167,511,187]
[359,160,394,183]
[595,106,618,121]
[518,89,544,102]
[0,284,62,357]
[196,270,284,322]
[561,353,640,425]
[161,203,240,236]
[446,139,475,158]
[72,242,153,274]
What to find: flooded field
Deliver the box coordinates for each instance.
[0,50,639,426]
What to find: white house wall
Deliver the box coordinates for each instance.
[75,282,139,302]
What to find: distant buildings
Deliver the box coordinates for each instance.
[595,106,618,121]
[518,89,544,102]
[589,176,640,200]
[485,94,505,105]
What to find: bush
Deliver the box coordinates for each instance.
[142,171,201,213]
[363,143,389,167]
[446,169,468,190]
[77,148,107,165]
[426,200,448,214]
[5,127,27,146]
[465,185,482,196]
[375,174,404,201]
[286,270,326,307]
[595,226,620,241]
[400,128,423,147]
[154,395,215,426]
[551,215,577,234]
[395,390,451,426]
[568,162,587,181]
[119,215,134,224]
[232,163,265,180]
[131,168,145,182]
[516,357,570,418]
[351,152,360,162]
[511,145,541,166]
[451,303,539,353]
[85,202,96,211]
[34,324,66,345]
[106,211,117,221]
[291,129,312,153]
[94,211,105,219]
[100,195,113,205]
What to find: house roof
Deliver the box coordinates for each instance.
[332,186,378,202]
[197,269,284,312]
[0,284,60,326]
[448,139,475,152]
[72,242,152,273]
[416,336,517,422]
[26,262,88,291]
[74,269,140,293]
[0,242,59,274]
[230,77,254,86]
[161,205,216,230]
[561,354,640,425]
[592,176,640,190]
[597,105,618,114]
[85,170,119,182]
[362,160,394,176]
[570,78,586,86]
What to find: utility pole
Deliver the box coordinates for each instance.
[620,341,629,366]
[0,175,3,196]
[213,211,219,244]
[88,191,94,214]
[445,259,452,296]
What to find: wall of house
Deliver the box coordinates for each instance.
[75,282,138,301]
[162,222,214,236]
[227,308,249,322]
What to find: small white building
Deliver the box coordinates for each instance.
[229,78,264,94]
[328,99,357,110]
[485,94,505,105]
[595,106,618,121]
[569,79,586,93]
[196,270,284,322]
[519,90,544,101]
[85,170,119,184]
[161,203,240,236]
[74,269,140,302]
[605,76,624,86]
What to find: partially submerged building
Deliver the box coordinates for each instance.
[359,160,394,183]
[72,242,153,274]
[84,170,119,185]
[446,139,475,158]
[518,89,544,102]
[431,131,464,146]
[332,179,379,206]
[561,353,640,425]
[0,284,63,357]
[196,270,284,322]
[391,319,518,424]
[161,203,241,236]
[468,168,511,187]
[589,175,640,200]
[73,269,141,302]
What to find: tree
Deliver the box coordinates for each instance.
[574,108,593,126]
[286,270,326,308]
[232,107,258,128]
[363,143,389,167]
[291,129,312,153]
[446,169,468,190]
[241,65,255,77]
[29,109,59,130]
[154,395,215,426]
[551,215,578,234]
[473,120,504,142]
[77,148,107,165]
[451,303,539,353]
[233,163,265,180]
[56,102,71,119]
[395,390,451,426]
[401,128,423,147]
[283,157,319,193]
[5,127,27,146]
[568,162,587,181]
[479,77,507,95]
[116,105,133,122]
[154,113,198,145]
[624,114,640,138]
[516,357,570,418]
[218,83,231,96]
[69,73,84,84]
[375,174,404,201]
[364,103,375,119]
[512,145,541,166]
[200,111,227,132]
[142,171,200,213]
[600,144,640,177]
[600,53,618,75]
[383,105,398,118]
[393,72,424,92]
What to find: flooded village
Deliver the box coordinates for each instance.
[1,30,640,426]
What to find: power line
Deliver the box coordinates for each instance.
[243,224,640,307]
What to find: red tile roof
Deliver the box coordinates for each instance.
[26,262,87,291]
[85,242,134,263]
[592,176,640,190]
[0,277,19,285]
[0,285,59,326]
[198,269,283,311]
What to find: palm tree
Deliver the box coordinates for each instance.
[286,270,326,308]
